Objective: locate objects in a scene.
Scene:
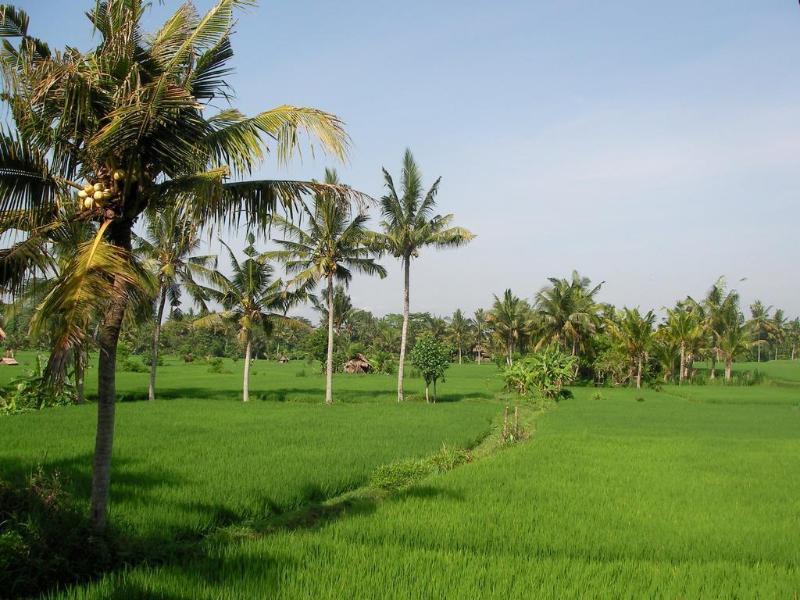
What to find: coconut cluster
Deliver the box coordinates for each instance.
[77,169,126,213]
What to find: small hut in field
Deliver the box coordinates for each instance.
[278,355,289,364]
[1,347,18,366]
[473,344,491,363]
[344,353,371,374]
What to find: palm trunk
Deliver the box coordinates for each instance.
[709,350,716,380]
[243,336,252,403]
[792,344,796,361]
[325,273,335,405]
[424,382,429,403]
[678,342,685,385]
[757,343,761,363]
[636,355,643,389]
[148,284,167,402]
[433,379,437,403]
[89,222,131,534]
[725,357,732,382]
[73,344,86,404]
[507,340,513,366]
[396,255,410,402]
[458,346,462,364]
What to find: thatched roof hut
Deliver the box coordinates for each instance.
[278,355,289,364]
[344,353,371,374]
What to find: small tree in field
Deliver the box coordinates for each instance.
[503,346,576,400]
[410,335,450,403]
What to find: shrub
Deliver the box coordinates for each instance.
[120,356,147,373]
[0,356,75,414]
[0,468,116,598]
[140,354,164,367]
[503,346,577,400]
[206,357,230,374]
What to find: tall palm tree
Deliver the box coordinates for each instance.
[136,207,216,401]
[448,309,472,364]
[0,1,353,533]
[473,308,488,363]
[198,235,304,402]
[370,150,474,401]
[270,169,386,404]
[607,307,655,389]
[488,289,533,365]
[748,300,774,363]
[693,277,740,379]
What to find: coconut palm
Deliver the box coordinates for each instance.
[136,207,216,401]
[488,289,533,365]
[664,303,703,384]
[270,169,386,404]
[0,1,354,533]
[694,278,740,379]
[717,318,750,382]
[748,300,774,363]
[787,318,800,361]
[370,150,474,401]
[607,307,655,389]
[473,308,488,363]
[448,309,472,364]
[770,309,786,360]
[535,271,602,363]
[311,284,353,335]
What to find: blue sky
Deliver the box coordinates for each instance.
[18,1,800,318]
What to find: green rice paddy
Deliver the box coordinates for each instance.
[1,355,798,598]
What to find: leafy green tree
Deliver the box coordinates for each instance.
[198,235,305,402]
[607,308,655,389]
[488,289,534,365]
[136,207,216,401]
[270,169,386,404]
[787,318,800,361]
[770,309,786,360]
[409,335,451,403]
[370,150,474,401]
[0,1,352,532]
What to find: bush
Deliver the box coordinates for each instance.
[0,468,116,598]
[206,357,230,374]
[140,354,164,367]
[0,356,75,414]
[502,346,577,400]
[120,356,147,373]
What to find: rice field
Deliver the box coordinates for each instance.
[2,356,799,598]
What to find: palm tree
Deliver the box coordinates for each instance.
[311,284,353,335]
[0,1,353,533]
[473,308,488,363]
[664,304,702,384]
[749,300,773,363]
[198,235,304,403]
[607,307,655,389]
[787,318,800,360]
[717,318,750,382]
[770,309,786,361]
[651,330,679,383]
[693,278,740,379]
[535,270,602,364]
[270,169,386,404]
[488,290,533,365]
[370,150,474,401]
[136,207,216,401]
[448,309,472,364]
